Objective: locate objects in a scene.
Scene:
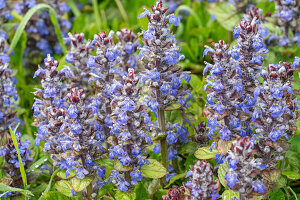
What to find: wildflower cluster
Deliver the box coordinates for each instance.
[108,69,152,191]
[138,0,191,171]
[203,40,242,141]
[65,32,91,91]
[116,27,140,74]
[7,0,72,57]
[268,0,299,46]
[225,136,266,199]
[253,61,299,169]
[0,35,32,190]
[184,160,220,200]
[162,185,185,200]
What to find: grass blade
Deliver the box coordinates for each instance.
[67,0,81,17]
[38,169,60,200]
[9,124,27,190]
[175,5,202,27]
[0,183,33,197]
[8,4,66,55]
[92,0,102,32]
[114,0,129,23]
[26,156,49,173]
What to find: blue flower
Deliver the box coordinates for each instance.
[210,65,223,76]
[219,126,231,141]
[233,25,240,37]
[119,131,132,141]
[168,147,178,160]
[252,37,264,51]
[213,102,226,114]
[269,103,283,118]
[130,169,143,182]
[143,28,155,40]
[118,179,130,191]
[207,95,215,105]
[0,0,6,9]
[252,181,266,194]
[0,54,10,64]
[138,10,151,19]
[118,98,135,112]
[67,105,78,118]
[117,113,129,125]
[120,153,131,166]
[216,154,225,164]
[208,116,219,130]
[228,158,238,170]
[87,56,96,68]
[65,53,74,63]
[85,154,95,167]
[95,166,106,178]
[231,48,240,60]
[160,81,170,95]
[170,75,181,90]
[149,70,160,81]
[166,131,177,144]
[169,15,180,26]
[253,86,264,99]
[225,171,239,187]
[280,9,293,21]
[153,144,160,154]
[75,167,89,179]
[125,42,135,54]
[229,117,240,129]
[203,46,215,57]
[71,122,82,134]
[106,47,120,61]
[44,85,57,98]
[212,81,224,92]
[269,129,287,141]
[252,108,262,122]
[271,85,283,98]
[242,95,256,113]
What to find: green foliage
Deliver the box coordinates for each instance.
[70,177,93,192]
[194,146,218,159]
[140,159,167,179]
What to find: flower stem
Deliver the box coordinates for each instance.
[158,108,168,187]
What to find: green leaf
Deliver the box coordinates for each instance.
[55,180,73,197]
[26,156,48,173]
[67,0,81,17]
[0,183,33,197]
[164,103,182,111]
[9,125,27,190]
[178,141,198,154]
[8,4,66,54]
[39,169,60,200]
[44,191,70,200]
[207,2,242,31]
[221,190,239,200]
[282,170,300,180]
[269,189,285,200]
[165,172,187,188]
[140,159,167,179]
[261,168,281,183]
[115,190,136,200]
[218,161,229,188]
[189,74,202,94]
[194,146,218,159]
[71,177,93,192]
[57,170,76,179]
[135,182,150,200]
[115,160,133,172]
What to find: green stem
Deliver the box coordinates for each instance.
[87,184,92,200]
[158,109,168,187]
[172,158,181,174]
[92,0,102,32]
[288,186,298,200]
[114,0,129,23]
